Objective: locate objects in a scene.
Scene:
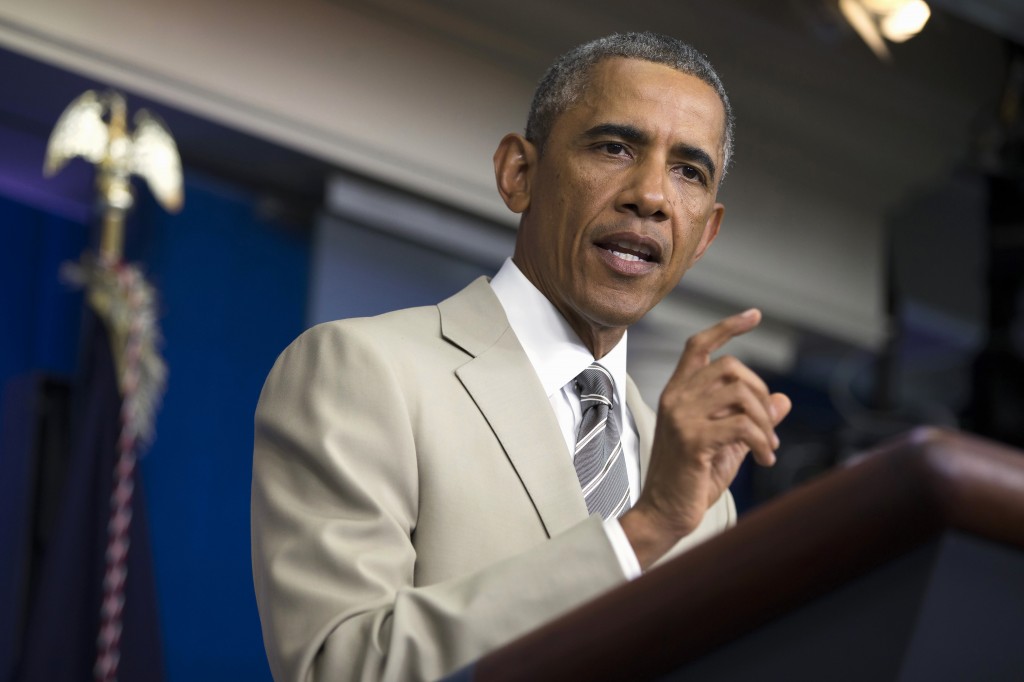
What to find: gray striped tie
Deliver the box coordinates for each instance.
[572,364,630,520]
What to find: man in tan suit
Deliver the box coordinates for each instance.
[252,32,790,682]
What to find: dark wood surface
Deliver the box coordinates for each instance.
[473,428,1024,682]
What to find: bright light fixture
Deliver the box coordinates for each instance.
[839,0,931,60]
[880,0,931,42]
[861,0,906,13]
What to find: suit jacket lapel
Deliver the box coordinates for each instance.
[626,376,654,488]
[439,278,590,538]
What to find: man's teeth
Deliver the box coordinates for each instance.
[607,241,651,262]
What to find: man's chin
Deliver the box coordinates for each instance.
[581,300,656,333]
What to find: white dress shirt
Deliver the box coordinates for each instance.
[490,258,642,579]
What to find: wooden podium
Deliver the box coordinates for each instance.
[468,428,1024,681]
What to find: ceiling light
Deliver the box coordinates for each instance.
[880,0,931,43]
[839,0,931,60]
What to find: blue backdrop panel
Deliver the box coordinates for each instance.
[133,177,309,682]
[0,195,87,392]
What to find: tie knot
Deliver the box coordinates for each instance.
[574,364,615,405]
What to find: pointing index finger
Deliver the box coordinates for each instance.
[675,308,761,381]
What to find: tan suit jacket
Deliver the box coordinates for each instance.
[251,277,735,682]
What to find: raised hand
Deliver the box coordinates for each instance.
[620,308,791,569]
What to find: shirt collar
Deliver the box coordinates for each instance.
[490,258,628,404]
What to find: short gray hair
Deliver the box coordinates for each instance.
[525,32,735,177]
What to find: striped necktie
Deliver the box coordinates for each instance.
[572,363,630,520]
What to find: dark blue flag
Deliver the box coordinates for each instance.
[13,308,165,682]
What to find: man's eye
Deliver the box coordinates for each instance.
[603,143,627,155]
[679,165,703,183]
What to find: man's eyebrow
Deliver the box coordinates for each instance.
[673,144,717,183]
[581,123,648,144]
[583,123,718,183]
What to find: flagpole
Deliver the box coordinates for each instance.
[43,89,182,682]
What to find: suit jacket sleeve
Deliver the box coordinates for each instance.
[251,320,627,682]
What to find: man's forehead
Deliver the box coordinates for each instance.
[581,58,722,113]
[568,58,726,155]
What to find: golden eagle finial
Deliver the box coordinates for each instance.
[45,90,183,262]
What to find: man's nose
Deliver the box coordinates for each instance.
[617,158,671,220]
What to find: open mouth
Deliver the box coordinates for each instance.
[596,239,657,263]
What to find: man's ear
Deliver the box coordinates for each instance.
[692,202,725,262]
[493,133,536,214]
